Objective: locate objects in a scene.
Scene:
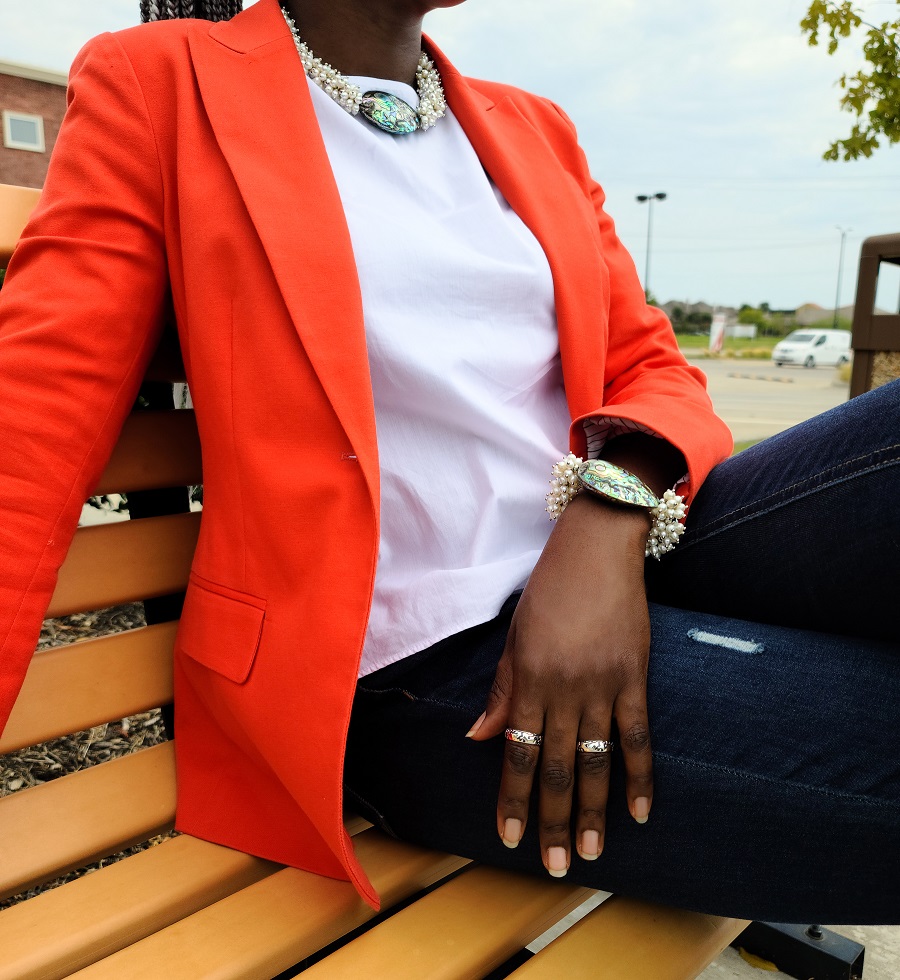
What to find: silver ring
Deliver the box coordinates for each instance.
[505,728,543,746]
[577,739,614,754]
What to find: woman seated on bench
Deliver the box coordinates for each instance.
[0,0,897,924]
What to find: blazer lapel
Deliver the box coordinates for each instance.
[189,0,608,474]
[189,0,379,493]
[430,41,611,424]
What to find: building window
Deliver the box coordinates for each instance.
[2,111,46,153]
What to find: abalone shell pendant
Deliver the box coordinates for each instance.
[577,459,659,508]
[359,91,419,135]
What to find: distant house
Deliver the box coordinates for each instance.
[0,60,67,189]
[794,303,828,326]
[794,303,857,327]
[660,300,738,330]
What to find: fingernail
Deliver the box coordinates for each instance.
[633,797,651,824]
[465,712,486,738]
[502,818,522,848]
[579,830,600,860]
[547,846,568,877]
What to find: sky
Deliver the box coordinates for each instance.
[1,0,899,311]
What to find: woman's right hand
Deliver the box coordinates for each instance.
[467,493,655,876]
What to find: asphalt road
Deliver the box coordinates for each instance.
[684,354,850,443]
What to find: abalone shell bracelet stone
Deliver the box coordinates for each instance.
[545,454,686,559]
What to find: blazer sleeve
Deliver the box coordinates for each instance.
[550,106,733,499]
[0,32,167,734]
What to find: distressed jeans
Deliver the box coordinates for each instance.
[344,379,900,923]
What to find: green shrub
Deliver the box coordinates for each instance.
[809,316,852,331]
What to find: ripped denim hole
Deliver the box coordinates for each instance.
[687,628,764,654]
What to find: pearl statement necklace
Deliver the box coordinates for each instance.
[281,7,447,135]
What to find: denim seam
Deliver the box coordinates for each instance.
[656,750,899,810]
[343,783,400,838]
[357,683,416,699]
[357,684,476,716]
[683,451,900,548]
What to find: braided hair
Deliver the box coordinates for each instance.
[140,0,243,22]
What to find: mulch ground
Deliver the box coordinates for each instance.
[0,603,175,910]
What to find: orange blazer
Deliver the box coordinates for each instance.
[0,0,732,906]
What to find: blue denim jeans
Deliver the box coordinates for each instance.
[344,379,900,923]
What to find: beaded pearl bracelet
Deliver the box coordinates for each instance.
[546,454,687,559]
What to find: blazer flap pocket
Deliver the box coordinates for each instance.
[177,576,266,684]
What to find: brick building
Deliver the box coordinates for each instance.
[0,60,68,189]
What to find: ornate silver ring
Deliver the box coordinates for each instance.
[577,739,614,754]
[504,728,543,746]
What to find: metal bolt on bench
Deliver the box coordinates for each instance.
[733,921,865,980]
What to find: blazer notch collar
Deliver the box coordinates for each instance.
[208,0,290,55]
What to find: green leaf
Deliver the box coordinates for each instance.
[803,0,900,159]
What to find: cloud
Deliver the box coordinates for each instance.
[427,0,900,307]
[2,0,897,308]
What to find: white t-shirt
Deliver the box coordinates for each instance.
[307,75,573,675]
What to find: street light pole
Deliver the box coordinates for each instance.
[833,226,851,328]
[636,192,667,301]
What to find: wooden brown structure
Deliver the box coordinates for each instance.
[0,183,746,978]
[850,232,900,398]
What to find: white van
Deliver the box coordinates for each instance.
[772,329,851,368]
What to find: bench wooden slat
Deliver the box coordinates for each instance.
[94,411,201,495]
[0,183,41,265]
[0,622,176,754]
[0,835,279,980]
[67,829,471,979]
[508,895,749,979]
[301,865,594,980]
[0,817,374,980]
[47,512,200,618]
[0,742,176,899]
[342,814,373,837]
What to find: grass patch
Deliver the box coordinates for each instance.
[729,348,774,359]
[677,335,780,355]
[732,439,760,455]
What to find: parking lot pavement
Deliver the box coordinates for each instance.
[684,355,850,443]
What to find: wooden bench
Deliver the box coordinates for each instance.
[849,232,900,398]
[0,181,747,979]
